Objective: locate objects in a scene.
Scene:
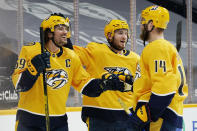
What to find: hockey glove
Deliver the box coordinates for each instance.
[100,73,125,92]
[129,104,151,130]
[30,52,51,75]
[113,71,133,91]
[113,71,133,85]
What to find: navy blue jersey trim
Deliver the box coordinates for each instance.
[123,50,130,56]
[162,108,183,128]
[81,106,132,123]
[16,70,38,92]
[16,110,68,128]
[82,79,103,97]
[137,101,183,128]
[149,93,175,121]
[57,47,63,57]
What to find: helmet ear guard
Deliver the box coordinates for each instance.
[65,17,71,38]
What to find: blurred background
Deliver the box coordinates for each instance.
[0,0,196,109]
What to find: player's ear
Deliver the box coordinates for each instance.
[107,32,112,41]
[48,32,53,39]
[147,20,154,31]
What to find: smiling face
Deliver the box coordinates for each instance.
[109,29,128,51]
[53,24,69,47]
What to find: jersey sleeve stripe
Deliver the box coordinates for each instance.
[149,92,175,121]
[152,91,176,96]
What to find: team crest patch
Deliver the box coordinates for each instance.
[104,67,132,75]
[46,69,68,89]
[134,63,141,80]
[150,6,158,10]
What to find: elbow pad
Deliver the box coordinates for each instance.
[16,69,38,92]
[82,79,103,97]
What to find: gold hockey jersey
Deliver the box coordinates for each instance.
[133,39,188,128]
[12,42,92,116]
[74,42,140,122]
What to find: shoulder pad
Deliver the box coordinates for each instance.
[24,42,36,46]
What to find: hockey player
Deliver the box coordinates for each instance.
[129,6,188,131]
[66,19,140,130]
[12,13,126,131]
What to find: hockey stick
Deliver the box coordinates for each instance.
[118,98,132,116]
[40,27,50,131]
[118,98,145,131]
[176,21,182,52]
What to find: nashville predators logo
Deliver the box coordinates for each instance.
[104,67,132,75]
[46,69,68,89]
[134,63,141,81]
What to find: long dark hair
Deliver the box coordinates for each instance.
[44,28,52,43]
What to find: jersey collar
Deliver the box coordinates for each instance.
[45,46,63,57]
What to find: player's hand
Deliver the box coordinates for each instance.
[100,73,125,92]
[31,52,51,74]
[113,71,133,85]
[128,104,151,129]
[112,71,133,91]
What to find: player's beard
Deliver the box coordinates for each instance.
[140,27,149,42]
[109,38,125,51]
[53,37,67,48]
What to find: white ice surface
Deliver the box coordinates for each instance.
[0,112,87,131]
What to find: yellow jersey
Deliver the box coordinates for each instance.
[12,42,92,116]
[74,42,140,122]
[133,39,188,128]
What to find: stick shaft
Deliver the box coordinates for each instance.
[176,21,182,52]
[40,27,50,131]
[118,98,132,116]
